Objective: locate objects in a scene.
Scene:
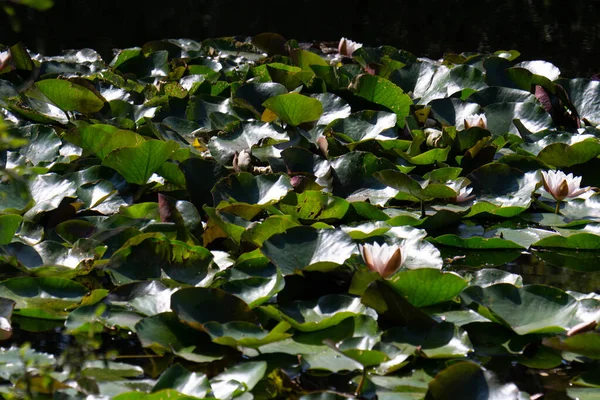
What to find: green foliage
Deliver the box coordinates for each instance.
[0,34,600,398]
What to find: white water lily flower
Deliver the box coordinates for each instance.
[456,186,475,203]
[541,170,590,202]
[0,50,10,69]
[464,113,487,129]
[360,242,406,278]
[338,37,362,57]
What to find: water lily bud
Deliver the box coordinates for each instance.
[0,50,11,70]
[233,149,252,172]
[338,37,362,57]
[360,242,407,278]
[424,128,444,148]
[464,113,487,129]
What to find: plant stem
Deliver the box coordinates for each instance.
[355,368,367,397]
[420,201,426,219]
[555,200,561,214]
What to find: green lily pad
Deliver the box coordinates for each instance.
[135,312,230,363]
[426,362,521,400]
[461,284,590,335]
[261,226,358,275]
[102,140,179,185]
[263,294,377,332]
[0,214,22,245]
[35,79,104,114]
[352,74,413,128]
[171,287,256,330]
[212,172,292,205]
[388,269,468,307]
[0,277,88,319]
[262,93,323,126]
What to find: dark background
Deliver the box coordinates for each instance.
[1,0,598,77]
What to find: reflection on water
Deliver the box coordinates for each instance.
[446,248,600,294]
[504,252,600,294]
[0,0,598,77]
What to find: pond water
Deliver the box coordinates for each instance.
[1,0,598,77]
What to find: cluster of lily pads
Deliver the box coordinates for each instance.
[1,33,600,399]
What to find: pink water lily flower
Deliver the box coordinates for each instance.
[541,170,589,201]
[338,37,363,57]
[360,242,406,278]
[464,113,487,129]
[541,170,591,213]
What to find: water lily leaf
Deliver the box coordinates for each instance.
[16,125,61,165]
[171,287,256,330]
[262,93,323,127]
[467,164,539,210]
[208,121,289,165]
[388,269,468,307]
[113,389,196,400]
[204,320,291,348]
[468,269,523,288]
[328,110,397,143]
[24,173,77,220]
[264,294,377,332]
[278,191,350,222]
[428,98,481,130]
[234,82,288,115]
[35,79,104,114]
[391,62,487,105]
[102,140,179,185]
[212,172,292,205]
[532,232,600,250]
[0,173,31,214]
[485,101,553,136]
[375,170,456,201]
[262,63,308,89]
[330,151,399,203]
[152,364,210,398]
[426,362,521,400]
[65,123,145,160]
[107,281,176,316]
[241,215,300,246]
[430,234,524,249]
[515,60,561,81]
[461,284,589,335]
[106,234,215,285]
[556,78,600,126]
[313,93,352,126]
[537,138,600,168]
[0,277,88,319]
[261,226,358,275]
[544,332,600,360]
[219,250,285,307]
[203,206,251,245]
[351,74,412,128]
[210,361,266,400]
[0,214,22,245]
[180,157,230,209]
[136,312,230,362]
[467,86,536,106]
[567,388,600,400]
[382,322,473,358]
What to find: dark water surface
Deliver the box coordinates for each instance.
[1,0,598,77]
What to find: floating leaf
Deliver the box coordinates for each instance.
[262,93,323,126]
[35,79,105,114]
